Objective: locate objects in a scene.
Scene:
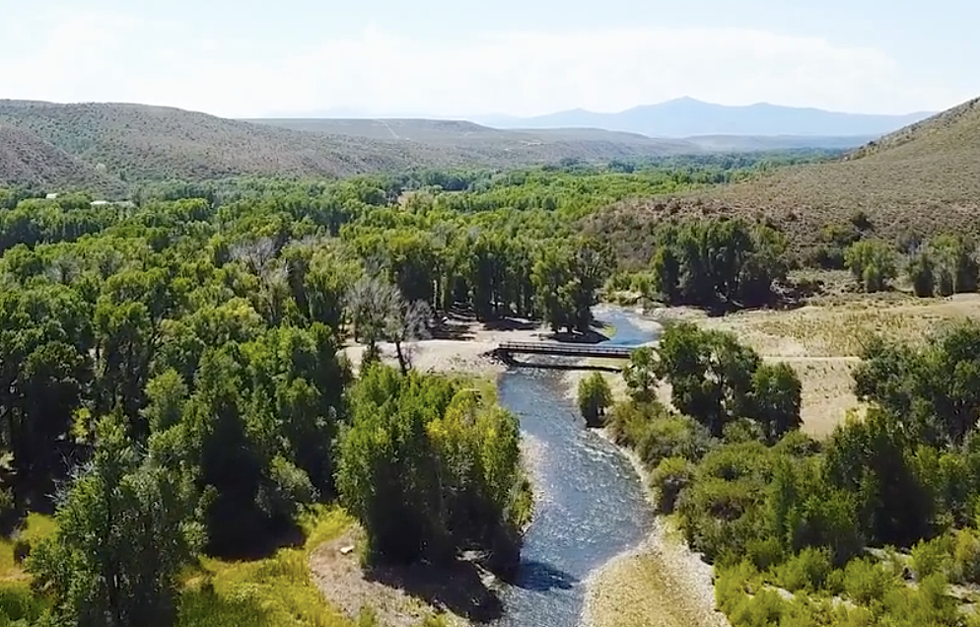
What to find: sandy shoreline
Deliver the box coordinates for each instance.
[342,318,545,378]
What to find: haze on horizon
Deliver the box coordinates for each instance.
[1,0,977,120]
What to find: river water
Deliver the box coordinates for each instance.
[491,308,659,627]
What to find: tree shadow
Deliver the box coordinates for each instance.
[430,318,476,341]
[512,559,578,592]
[504,357,622,373]
[208,518,306,561]
[483,318,538,332]
[547,329,610,344]
[366,558,503,623]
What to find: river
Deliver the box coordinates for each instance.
[491,308,659,627]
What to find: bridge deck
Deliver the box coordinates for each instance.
[496,341,634,360]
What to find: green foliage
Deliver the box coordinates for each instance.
[28,416,203,627]
[622,347,658,403]
[842,557,897,605]
[532,238,613,333]
[776,547,833,593]
[336,366,531,572]
[751,363,802,444]
[931,234,979,295]
[650,218,788,309]
[577,373,613,427]
[951,528,980,584]
[854,323,980,446]
[650,456,694,513]
[910,536,951,579]
[656,322,796,438]
[607,400,713,469]
[844,239,897,292]
[906,250,936,297]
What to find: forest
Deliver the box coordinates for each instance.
[0,161,760,626]
[1,157,979,627]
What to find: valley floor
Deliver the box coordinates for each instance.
[331,293,980,627]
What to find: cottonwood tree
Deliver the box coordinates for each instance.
[623,346,659,403]
[751,362,802,444]
[28,417,203,627]
[345,275,431,373]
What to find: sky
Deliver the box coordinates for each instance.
[0,0,976,119]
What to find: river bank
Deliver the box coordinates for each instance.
[561,307,730,627]
[580,429,729,627]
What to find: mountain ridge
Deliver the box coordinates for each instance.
[473,97,933,138]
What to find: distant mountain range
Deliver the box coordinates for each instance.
[471,97,933,138]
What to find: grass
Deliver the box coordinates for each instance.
[0,506,366,627]
[0,513,57,579]
[178,506,355,627]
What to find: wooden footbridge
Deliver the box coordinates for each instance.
[495,341,635,361]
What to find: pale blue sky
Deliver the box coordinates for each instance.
[1,0,975,118]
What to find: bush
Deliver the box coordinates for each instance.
[777,547,833,593]
[12,538,31,564]
[650,456,694,513]
[910,536,951,579]
[845,239,897,292]
[843,557,897,605]
[907,251,935,297]
[745,536,784,572]
[608,402,713,467]
[577,372,613,427]
[951,528,980,584]
[807,245,845,270]
[722,418,764,444]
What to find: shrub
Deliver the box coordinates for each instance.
[777,547,833,593]
[745,536,784,571]
[845,239,897,292]
[12,538,30,564]
[907,251,935,297]
[651,456,694,513]
[577,372,613,427]
[608,402,713,467]
[843,557,897,605]
[951,528,980,584]
[910,536,951,579]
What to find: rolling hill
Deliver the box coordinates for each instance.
[0,101,717,189]
[246,117,701,152]
[0,125,127,195]
[478,97,933,138]
[590,96,980,260]
[252,117,880,153]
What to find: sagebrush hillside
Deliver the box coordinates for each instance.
[250,117,701,151]
[0,101,712,187]
[593,96,980,255]
[0,125,127,195]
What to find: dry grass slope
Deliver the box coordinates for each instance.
[598,95,980,252]
[0,125,127,195]
[0,100,716,186]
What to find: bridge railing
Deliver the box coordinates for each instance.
[497,341,635,357]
